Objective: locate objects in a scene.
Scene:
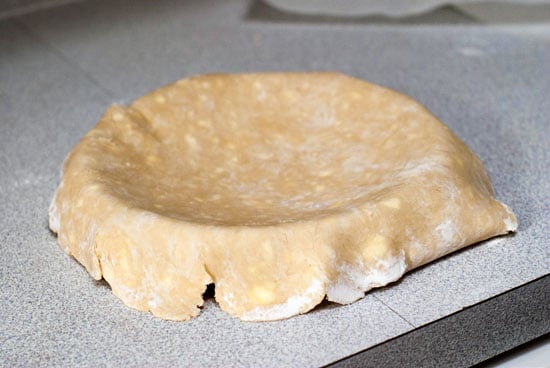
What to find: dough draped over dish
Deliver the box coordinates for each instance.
[49,72,517,321]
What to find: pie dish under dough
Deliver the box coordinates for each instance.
[49,72,517,321]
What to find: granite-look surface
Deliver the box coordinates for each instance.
[1,0,549,366]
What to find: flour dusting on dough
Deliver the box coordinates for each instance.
[502,203,518,231]
[48,192,61,233]
[327,251,407,304]
[504,217,517,231]
[436,219,456,244]
[241,279,325,321]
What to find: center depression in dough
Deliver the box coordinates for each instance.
[49,72,517,321]
[102,74,421,226]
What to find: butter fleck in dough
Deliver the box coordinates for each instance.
[49,72,517,321]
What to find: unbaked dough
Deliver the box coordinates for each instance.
[49,72,517,321]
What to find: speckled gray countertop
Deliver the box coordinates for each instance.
[1,1,549,366]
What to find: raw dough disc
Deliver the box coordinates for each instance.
[49,72,517,321]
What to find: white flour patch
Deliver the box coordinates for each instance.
[327,251,407,304]
[326,266,364,304]
[504,217,517,231]
[241,279,324,321]
[436,219,456,244]
[48,186,62,233]
[502,203,518,231]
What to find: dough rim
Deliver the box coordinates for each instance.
[49,72,518,321]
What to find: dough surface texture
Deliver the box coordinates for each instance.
[49,72,517,321]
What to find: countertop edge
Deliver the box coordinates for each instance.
[327,274,550,368]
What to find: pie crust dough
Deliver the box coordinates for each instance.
[49,72,517,321]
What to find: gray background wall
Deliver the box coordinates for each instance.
[0,0,82,20]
